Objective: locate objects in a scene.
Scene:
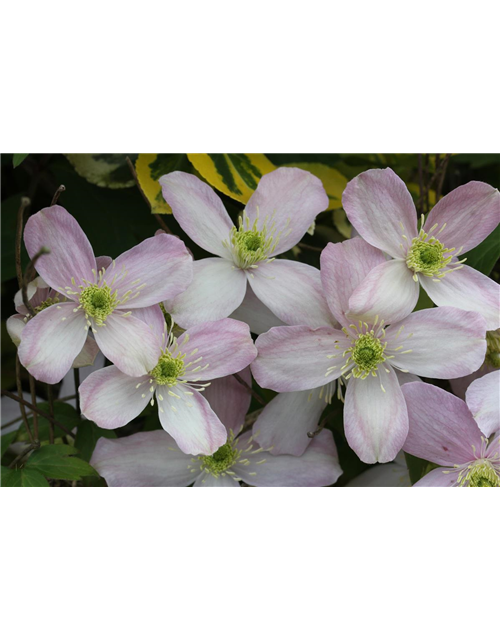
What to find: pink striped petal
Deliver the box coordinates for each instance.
[72,335,100,368]
[130,305,166,340]
[413,468,458,487]
[230,285,285,335]
[203,369,252,434]
[194,474,238,487]
[465,370,500,438]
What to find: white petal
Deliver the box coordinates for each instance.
[465,370,500,438]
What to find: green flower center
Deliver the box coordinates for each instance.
[34,296,62,314]
[406,238,450,277]
[223,211,280,269]
[464,461,500,487]
[79,284,117,325]
[150,351,185,386]
[485,330,500,368]
[351,334,386,378]
[199,442,240,478]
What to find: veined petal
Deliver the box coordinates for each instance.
[413,468,458,487]
[230,285,285,335]
[346,461,411,487]
[233,430,342,487]
[91,431,195,486]
[179,318,257,381]
[424,182,500,254]
[449,362,496,400]
[465,370,500,438]
[203,369,252,434]
[96,256,113,272]
[18,303,87,384]
[169,258,247,328]
[348,259,419,324]
[80,366,152,429]
[194,474,238,487]
[72,335,100,368]
[402,382,483,466]
[245,167,329,255]
[252,325,349,392]
[386,307,487,379]
[344,366,409,464]
[420,265,500,330]
[320,238,386,326]
[105,234,193,309]
[248,260,334,328]
[23,205,96,296]
[130,304,166,340]
[6,314,26,347]
[342,168,418,258]
[253,389,328,456]
[159,171,233,259]
[93,312,161,377]
[14,279,40,313]
[157,388,227,455]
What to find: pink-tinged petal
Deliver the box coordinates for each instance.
[159,171,233,258]
[253,389,327,456]
[203,369,252,434]
[420,265,500,330]
[179,319,257,382]
[252,326,349,392]
[465,370,500,438]
[424,182,500,253]
[344,366,409,464]
[105,234,193,309]
[248,260,334,328]
[169,258,247,328]
[157,388,227,455]
[486,434,500,460]
[14,279,40,313]
[96,255,112,272]
[72,335,100,368]
[6,314,25,347]
[348,259,419,324]
[413,468,458,487]
[23,206,96,296]
[386,307,487,379]
[230,285,285,334]
[245,167,329,255]
[342,168,418,258]
[346,461,411,487]
[450,362,496,400]
[129,304,166,339]
[194,473,239,487]
[320,238,386,326]
[393,369,421,385]
[93,312,161,377]
[18,303,87,384]
[233,430,342,487]
[402,381,483,465]
[80,366,152,429]
[91,431,195,486]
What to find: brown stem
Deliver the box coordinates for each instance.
[29,375,39,442]
[417,154,424,216]
[47,385,55,444]
[233,373,266,406]
[298,242,322,252]
[15,355,35,444]
[1,390,75,440]
[8,442,40,469]
[22,247,51,316]
[15,197,31,290]
[424,154,430,213]
[307,416,328,438]
[125,156,173,234]
[74,368,81,414]
[436,154,451,201]
[51,184,66,206]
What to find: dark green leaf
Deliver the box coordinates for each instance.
[461,225,500,276]
[404,453,439,485]
[13,153,29,168]
[74,421,116,462]
[25,444,98,480]
[16,401,82,444]
[2,466,49,487]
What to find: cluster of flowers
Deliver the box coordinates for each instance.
[8,167,500,486]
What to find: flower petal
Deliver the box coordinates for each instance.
[346,462,411,487]
[348,259,419,324]
[245,167,329,255]
[465,370,500,438]
[80,366,152,429]
[252,325,348,392]
[91,431,195,486]
[6,314,26,347]
[194,473,238,487]
[402,381,483,465]
[159,171,233,258]
[342,168,418,258]
[420,265,500,330]
[96,256,112,272]
[386,307,487,379]
[203,369,252,434]
[18,303,87,384]
[253,389,327,456]
[129,304,166,340]
[23,205,96,296]
[248,260,334,328]
[449,362,496,400]
[413,468,458,487]
[230,285,285,335]
[233,430,342,487]
[157,388,227,455]
[93,312,161,377]
[72,335,100,368]
[320,238,386,326]
[424,182,500,253]
[14,279,40,313]
[169,258,247,328]
[104,234,193,309]
[179,319,257,381]
[344,366,409,464]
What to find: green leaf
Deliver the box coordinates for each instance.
[135,153,191,213]
[461,225,500,276]
[1,466,49,487]
[1,430,18,458]
[16,401,82,444]
[65,154,138,188]
[25,444,98,480]
[404,453,439,485]
[13,153,29,168]
[74,421,116,462]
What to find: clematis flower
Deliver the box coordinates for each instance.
[90,373,342,487]
[159,168,330,328]
[7,275,99,368]
[342,168,500,326]
[450,328,499,399]
[19,205,193,383]
[402,377,499,486]
[80,306,257,455]
[251,237,487,464]
[346,452,411,487]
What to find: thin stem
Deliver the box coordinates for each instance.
[15,197,31,290]
[15,355,35,444]
[74,368,81,414]
[233,373,266,406]
[8,442,40,469]
[125,156,173,234]
[29,375,39,442]
[298,242,322,252]
[307,416,328,438]
[424,154,430,213]
[47,385,55,444]
[22,247,51,316]
[51,184,66,206]
[1,390,75,440]
[417,154,424,216]
[436,154,451,201]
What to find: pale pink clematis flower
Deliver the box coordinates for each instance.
[80,306,257,455]
[251,238,487,464]
[19,206,193,383]
[342,168,500,327]
[402,376,500,486]
[450,328,499,399]
[90,373,343,487]
[159,168,330,328]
